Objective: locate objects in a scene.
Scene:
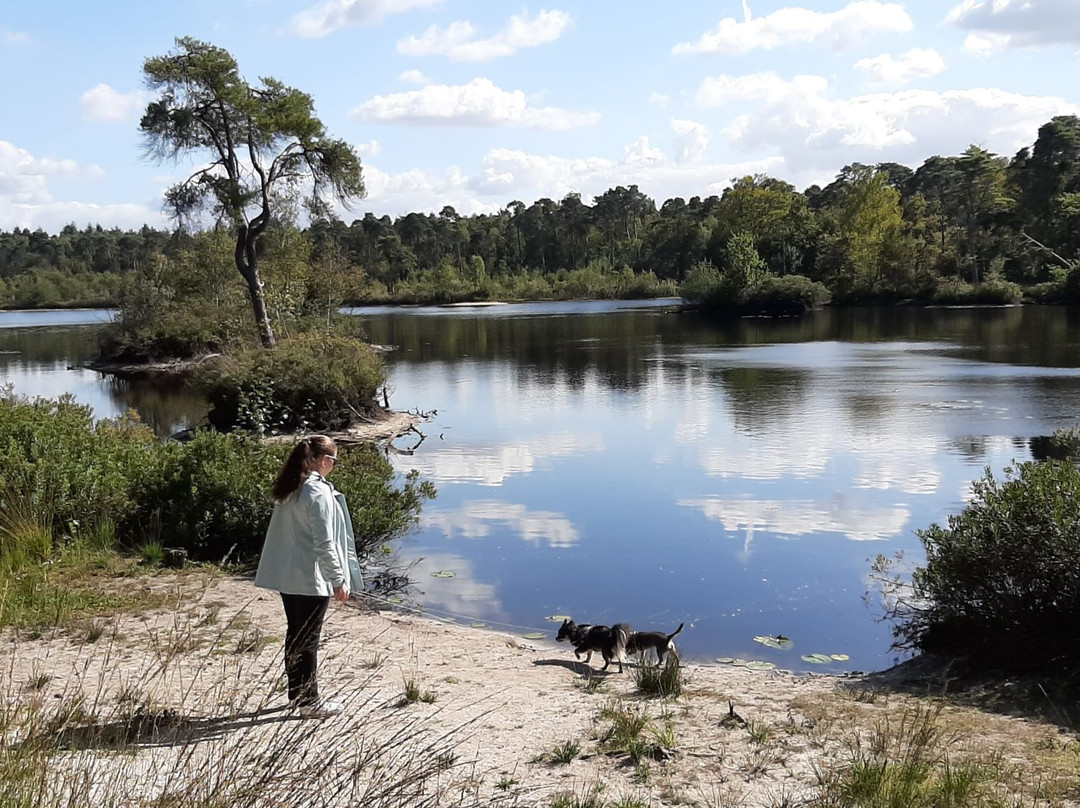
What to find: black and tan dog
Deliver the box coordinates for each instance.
[555,619,631,672]
[626,622,684,664]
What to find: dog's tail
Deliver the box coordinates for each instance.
[667,622,685,641]
[613,622,632,659]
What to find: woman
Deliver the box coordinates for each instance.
[255,435,363,718]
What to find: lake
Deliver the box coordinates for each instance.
[5,301,1080,673]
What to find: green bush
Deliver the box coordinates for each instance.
[123,432,434,563]
[904,460,1080,667]
[930,278,1023,305]
[0,393,434,570]
[98,303,251,362]
[199,333,386,433]
[0,394,156,548]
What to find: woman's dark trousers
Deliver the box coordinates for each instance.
[280,593,330,705]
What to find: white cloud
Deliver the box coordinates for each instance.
[354,138,778,218]
[945,0,1080,50]
[673,1,912,56]
[0,140,163,231]
[397,9,572,62]
[0,141,104,204]
[79,83,153,123]
[649,92,671,109]
[288,0,443,38]
[853,48,946,85]
[398,69,430,84]
[961,33,1011,57]
[2,28,30,44]
[351,78,600,129]
[671,119,709,164]
[695,71,1077,182]
[356,139,380,157]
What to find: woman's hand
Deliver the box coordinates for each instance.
[333,585,350,602]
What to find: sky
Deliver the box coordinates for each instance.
[1,0,1079,234]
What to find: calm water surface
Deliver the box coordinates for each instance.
[6,301,1080,673]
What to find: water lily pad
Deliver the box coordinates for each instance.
[522,632,546,640]
[470,622,486,628]
[545,614,572,622]
[715,657,737,665]
[753,635,794,650]
[830,654,850,661]
[801,653,833,665]
[745,660,777,671]
[431,570,455,578]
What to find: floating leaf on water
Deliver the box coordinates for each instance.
[753,635,794,650]
[470,622,486,628]
[431,570,455,578]
[545,614,572,622]
[522,632,546,640]
[745,660,777,671]
[715,657,737,665]
[830,654,850,661]
[801,653,833,664]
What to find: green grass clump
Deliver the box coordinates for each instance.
[630,653,683,698]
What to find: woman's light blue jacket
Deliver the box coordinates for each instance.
[254,472,363,597]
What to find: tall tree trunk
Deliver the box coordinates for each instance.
[235,225,276,348]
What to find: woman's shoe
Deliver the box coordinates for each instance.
[296,698,344,719]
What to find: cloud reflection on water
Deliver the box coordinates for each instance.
[394,431,604,486]
[679,496,910,546]
[402,551,508,625]
[423,500,579,547]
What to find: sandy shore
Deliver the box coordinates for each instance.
[3,572,1077,807]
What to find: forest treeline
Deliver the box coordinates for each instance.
[4,115,1080,310]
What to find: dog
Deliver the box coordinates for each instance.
[556,618,631,672]
[625,622,684,665]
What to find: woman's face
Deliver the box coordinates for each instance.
[315,448,338,477]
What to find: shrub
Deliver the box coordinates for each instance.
[198,333,386,433]
[0,394,156,544]
[98,303,251,362]
[0,393,434,569]
[902,460,1080,667]
[122,432,433,564]
[930,278,1022,305]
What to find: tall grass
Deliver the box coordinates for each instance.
[630,653,682,698]
[0,604,516,808]
[809,703,1004,808]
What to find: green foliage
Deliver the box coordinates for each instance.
[199,333,386,433]
[631,654,683,698]
[121,431,430,563]
[679,260,723,304]
[100,235,253,361]
[0,394,157,541]
[0,393,433,573]
[931,278,1022,305]
[903,460,1080,666]
[811,703,999,808]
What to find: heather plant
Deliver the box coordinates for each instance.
[198,333,386,433]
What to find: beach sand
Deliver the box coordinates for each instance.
[3,572,1077,807]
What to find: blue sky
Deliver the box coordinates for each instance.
[1,0,1078,233]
